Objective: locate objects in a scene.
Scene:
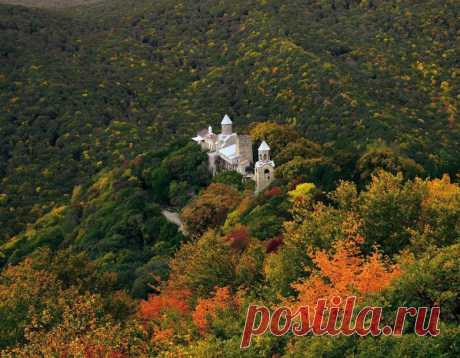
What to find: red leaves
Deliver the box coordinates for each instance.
[266,236,283,253]
[139,288,191,321]
[83,346,128,358]
[225,226,250,251]
[264,186,283,199]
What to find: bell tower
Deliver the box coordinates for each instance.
[255,141,275,193]
[221,114,233,136]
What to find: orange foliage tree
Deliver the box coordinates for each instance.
[192,287,239,335]
[139,286,193,347]
[139,288,191,322]
[290,236,401,308]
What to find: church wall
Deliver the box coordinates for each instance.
[237,135,253,165]
[196,117,275,192]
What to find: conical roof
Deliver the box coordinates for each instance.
[221,114,232,125]
[258,141,270,151]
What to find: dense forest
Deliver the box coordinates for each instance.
[0,0,459,356]
[0,0,101,8]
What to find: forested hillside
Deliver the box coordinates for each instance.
[0,0,459,356]
[0,0,101,8]
[1,0,459,242]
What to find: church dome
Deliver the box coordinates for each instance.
[258,141,270,151]
[221,114,232,125]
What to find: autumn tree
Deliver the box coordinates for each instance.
[234,240,266,288]
[167,231,237,298]
[223,192,255,232]
[192,287,239,335]
[290,236,401,308]
[0,254,144,355]
[416,174,460,249]
[139,288,191,323]
[275,138,323,166]
[5,293,145,357]
[265,200,359,296]
[249,122,299,158]
[181,183,241,238]
[288,182,316,202]
[225,225,250,251]
[0,258,62,349]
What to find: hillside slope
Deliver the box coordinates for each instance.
[1,0,459,242]
[0,0,101,8]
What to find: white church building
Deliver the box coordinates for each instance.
[192,114,275,193]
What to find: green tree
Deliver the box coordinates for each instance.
[213,171,244,191]
[359,171,425,255]
[168,231,237,298]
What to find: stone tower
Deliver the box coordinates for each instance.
[255,141,275,193]
[221,114,233,136]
